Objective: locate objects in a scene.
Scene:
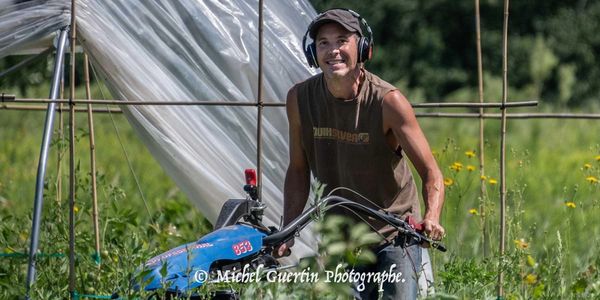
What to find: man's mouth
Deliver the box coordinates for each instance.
[327,59,345,65]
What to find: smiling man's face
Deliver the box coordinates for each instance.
[315,22,360,80]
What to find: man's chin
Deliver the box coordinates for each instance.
[324,69,349,79]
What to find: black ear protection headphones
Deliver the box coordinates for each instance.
[302,8,374,68]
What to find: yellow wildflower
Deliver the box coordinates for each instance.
[467,165,476,171]
[468,208,478,215]
[565,201,576,208]
[595,155,600,161]
[480,175,487,181]
[74,206,80,213]
[586,176,599,184]
[465,150,476,158]
[524,273,537,285]
[514,239,529,249]
[489,178,498,185]
[450,162,463,171]
[584,163,592,169]
[526,255,537,267]
[444,178,454,186]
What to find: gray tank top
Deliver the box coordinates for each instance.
[296,70,421,240]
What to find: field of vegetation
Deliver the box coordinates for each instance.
[1,1,599,298]
[1,82,598,299]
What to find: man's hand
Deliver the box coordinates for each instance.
[273,239,294,258]
[422,218,445,241]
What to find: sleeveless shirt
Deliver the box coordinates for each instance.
[296,70,421,240]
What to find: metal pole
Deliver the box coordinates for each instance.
[475,0,490,258]
[25,28,69,300]
[84,54,102,266]
[256,0,264,200]
[68,0,78,296]
[498,0,510,298]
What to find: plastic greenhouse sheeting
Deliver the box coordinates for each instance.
[1,0,318,259]
[0,2,434,287]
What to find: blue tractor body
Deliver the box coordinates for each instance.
[140,224,266,293]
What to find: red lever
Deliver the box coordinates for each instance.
[245,169,257,186]
[406,215,424,232]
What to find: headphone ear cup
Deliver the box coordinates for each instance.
[305,42,318,68]
[357,37,372,63]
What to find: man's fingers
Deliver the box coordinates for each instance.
[274,240,294,258]
[428,225,445,241]
[277,244,288,257]
[422,219,445,241]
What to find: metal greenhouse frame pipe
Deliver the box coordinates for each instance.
[25,27,69,299]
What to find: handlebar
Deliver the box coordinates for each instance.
[262,195,446,252]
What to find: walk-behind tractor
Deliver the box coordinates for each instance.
[114,170,445,299]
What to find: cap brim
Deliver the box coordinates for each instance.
[309,19,359,39]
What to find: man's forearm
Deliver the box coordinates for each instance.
[283,168,310,226]
[422,169,445,222]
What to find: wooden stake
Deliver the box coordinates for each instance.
[84,53,102,267]
[498,0,510,297]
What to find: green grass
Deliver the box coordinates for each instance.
[419,116,600,299]
[1,83,599,298]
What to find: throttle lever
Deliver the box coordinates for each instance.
[405,215,447,252]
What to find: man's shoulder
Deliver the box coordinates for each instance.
[296,72,323,89]
[364,70,397,93]
[290,73,323,101]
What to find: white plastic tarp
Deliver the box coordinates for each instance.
[1,0,318,259]
[0,2,434,288]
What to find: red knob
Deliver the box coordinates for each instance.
[245,169,257,186]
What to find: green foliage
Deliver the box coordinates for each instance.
[1,89,599,298]
[309,0,600,107]
[1,1,600,298]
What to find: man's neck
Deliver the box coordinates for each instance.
[324,68,364,100]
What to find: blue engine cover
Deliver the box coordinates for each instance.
[138,224,266,293]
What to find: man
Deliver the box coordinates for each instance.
[277,8,445,299]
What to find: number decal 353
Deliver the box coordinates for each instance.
[232,240,253,256]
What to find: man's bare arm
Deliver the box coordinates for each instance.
[277,85,310,256]
[382,90,446,241]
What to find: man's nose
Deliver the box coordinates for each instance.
[326,45,340,55]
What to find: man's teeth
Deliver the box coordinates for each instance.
[328,60,344,64]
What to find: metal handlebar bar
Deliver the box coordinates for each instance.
[262,196,446,252]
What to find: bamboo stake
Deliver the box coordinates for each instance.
[57,60,65,206]
[414,112,600,119]
[474,0,490,258]
[0,104,122,113]
[7,97,539,108]
[84,54,101,267]
[68,0,77,296]
[498,0,510,298]
[4,105,600,119]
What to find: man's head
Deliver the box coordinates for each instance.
[302,8,373,69]
[313,23,360,79]
[308,9,363,40]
